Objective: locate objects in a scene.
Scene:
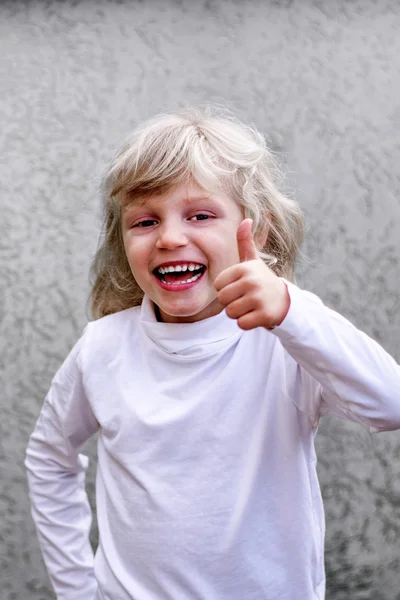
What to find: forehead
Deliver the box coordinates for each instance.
[122,181,219,211]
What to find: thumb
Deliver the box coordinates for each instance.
[237,218,259,262]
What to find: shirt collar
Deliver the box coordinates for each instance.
[139,295,242,358]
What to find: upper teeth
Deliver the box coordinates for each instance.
[157,263,203,274]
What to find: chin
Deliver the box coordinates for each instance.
[162,304,205,318]
[155,297,212,321]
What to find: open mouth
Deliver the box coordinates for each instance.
[153,263,206,285]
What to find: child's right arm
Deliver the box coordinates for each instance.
[25,332,99,600]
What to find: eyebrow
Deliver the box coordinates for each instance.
[183,195,214,203]
[122,194,215,212]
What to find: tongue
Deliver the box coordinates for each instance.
[163,271,193,284]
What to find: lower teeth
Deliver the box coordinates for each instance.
[161,272,203,285]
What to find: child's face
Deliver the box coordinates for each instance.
[122,181,244,323]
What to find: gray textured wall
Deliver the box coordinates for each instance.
[1,0,400,598]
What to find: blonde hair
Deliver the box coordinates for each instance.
[90,106,304,319]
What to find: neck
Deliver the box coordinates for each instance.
[154,304,163,322]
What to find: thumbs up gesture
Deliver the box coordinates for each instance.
[214,219,290,331]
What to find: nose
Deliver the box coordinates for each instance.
[155,221,189,250]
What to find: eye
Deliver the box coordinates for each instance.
[132,219,158,228]
[188,213,213,222]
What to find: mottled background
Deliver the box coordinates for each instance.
[1,0,400,598]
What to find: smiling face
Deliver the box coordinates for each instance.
[121,181,244,323]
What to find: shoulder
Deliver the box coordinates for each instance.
[80,306,141,361]
[88,306,140,333]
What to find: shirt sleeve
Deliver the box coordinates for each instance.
[25,329,100,600]
[272,280,400,433]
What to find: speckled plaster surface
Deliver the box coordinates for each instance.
[1,0,400,598]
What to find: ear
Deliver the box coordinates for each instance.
[253,213,271,250]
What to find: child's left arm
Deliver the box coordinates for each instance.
[215,219,400,432]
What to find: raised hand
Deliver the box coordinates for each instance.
[214,219,290,330]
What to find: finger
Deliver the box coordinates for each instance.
[217,278,247,307]
[214,263,245,292]
[237,218,259,263]
[237,310,264,331]
[225,296,255,320]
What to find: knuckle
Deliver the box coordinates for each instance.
[245,274,259,290]
[217,291,228,306]
[226,304,238,319]
[214,278,222,291]
[219,286,232,302]
[238,317,252,330]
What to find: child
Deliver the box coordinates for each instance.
[25,106,400,600]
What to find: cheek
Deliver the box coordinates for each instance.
[124,238,150,273]
[204,246,238,281]
[212,233,240,267]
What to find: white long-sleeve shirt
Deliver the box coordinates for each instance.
[25,281,400,600]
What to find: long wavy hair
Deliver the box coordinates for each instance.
[90,106,305,319]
